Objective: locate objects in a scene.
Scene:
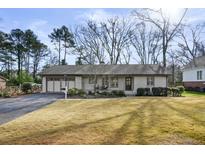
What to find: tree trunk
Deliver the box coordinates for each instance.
[172,64,175,86]
[64,41,67,64]
[58,41,61,65]
[17,51,21,77]
[163,50,166,67]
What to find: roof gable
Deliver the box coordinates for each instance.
[183,56,205,70]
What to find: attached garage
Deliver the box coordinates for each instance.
[43,76,81,93]
[40,65,170,94]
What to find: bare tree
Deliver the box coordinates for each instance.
[177,24,205,65]
[73,23,106,64]
[73,17,134,64]
[132,8,187,67]
[167,51,182,86]
[86,17,134,64]
[130,22,161,64]
[120,45,132,64]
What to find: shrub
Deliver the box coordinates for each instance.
[21,82,32,94]
[32,83,42,92]
[68,88,78,96]
[117,90,126,97]
[136,88,145,96]
[2,89,11,98]
[176,86,185,95]
[152,87,161,96]
[167,87,172,96]
[152,87,168,96]
[88,91,94,95]
[172,88,180,97]
[111,90,125,97]
[68,88,86,97]
[161,87,168,96]
[144,88,151,96]
[78,89,86,97]
[100,91,111,96]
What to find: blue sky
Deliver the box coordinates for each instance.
[0,8,205,64]
[0,9,131,44]
[0,8,132,64]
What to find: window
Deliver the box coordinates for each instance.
[102,76,109,86]
[197,71,203,80]
[89,76,95,84]
[125,77,133,90]
[111,77,118,88]
[147,77,154,86]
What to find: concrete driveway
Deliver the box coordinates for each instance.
[0,93,64,125]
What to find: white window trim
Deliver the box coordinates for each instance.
[111,77,118,88]
[147,76,155,86]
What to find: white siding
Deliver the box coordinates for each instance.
[68,81,75,89]
[82,77,94,91]
[61,80,66,89]
[43,75,167,95]
[134,77,147,89]
[155,76,167,87]
[75,76,82,89]
[183,67,205,82]
[133,76,167,91]
[42,77,46,92]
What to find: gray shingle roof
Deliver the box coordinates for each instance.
[40,64,170,76]
[183,56,205,70]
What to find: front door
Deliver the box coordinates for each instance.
[125,77,133,91]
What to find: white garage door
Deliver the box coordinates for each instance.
[47,81,54,92]
[47,78,61,92]
[54,80,60,92]
[46,77,76,92]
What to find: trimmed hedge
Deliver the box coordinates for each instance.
[136,88,151,96]
[136,86,183,97]
[136,88,145,96]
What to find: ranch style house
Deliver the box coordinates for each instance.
[40,64,170,95]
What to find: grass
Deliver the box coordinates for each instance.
[0,94,205,144]
[183,91,205,97]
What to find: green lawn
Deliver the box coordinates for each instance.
[0,94,205,144]
[183,91,205,97]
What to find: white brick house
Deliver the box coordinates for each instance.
[40,64,170,95]
[183,56,205,91]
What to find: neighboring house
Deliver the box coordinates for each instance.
[0,75,6,90]
[182,56,205,92]
[40,64,170,95]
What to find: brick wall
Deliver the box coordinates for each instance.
[183,81,205,88]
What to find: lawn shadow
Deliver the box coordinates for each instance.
[162,100,205,126]
[102,99,158,145]
[0,109,137,144]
